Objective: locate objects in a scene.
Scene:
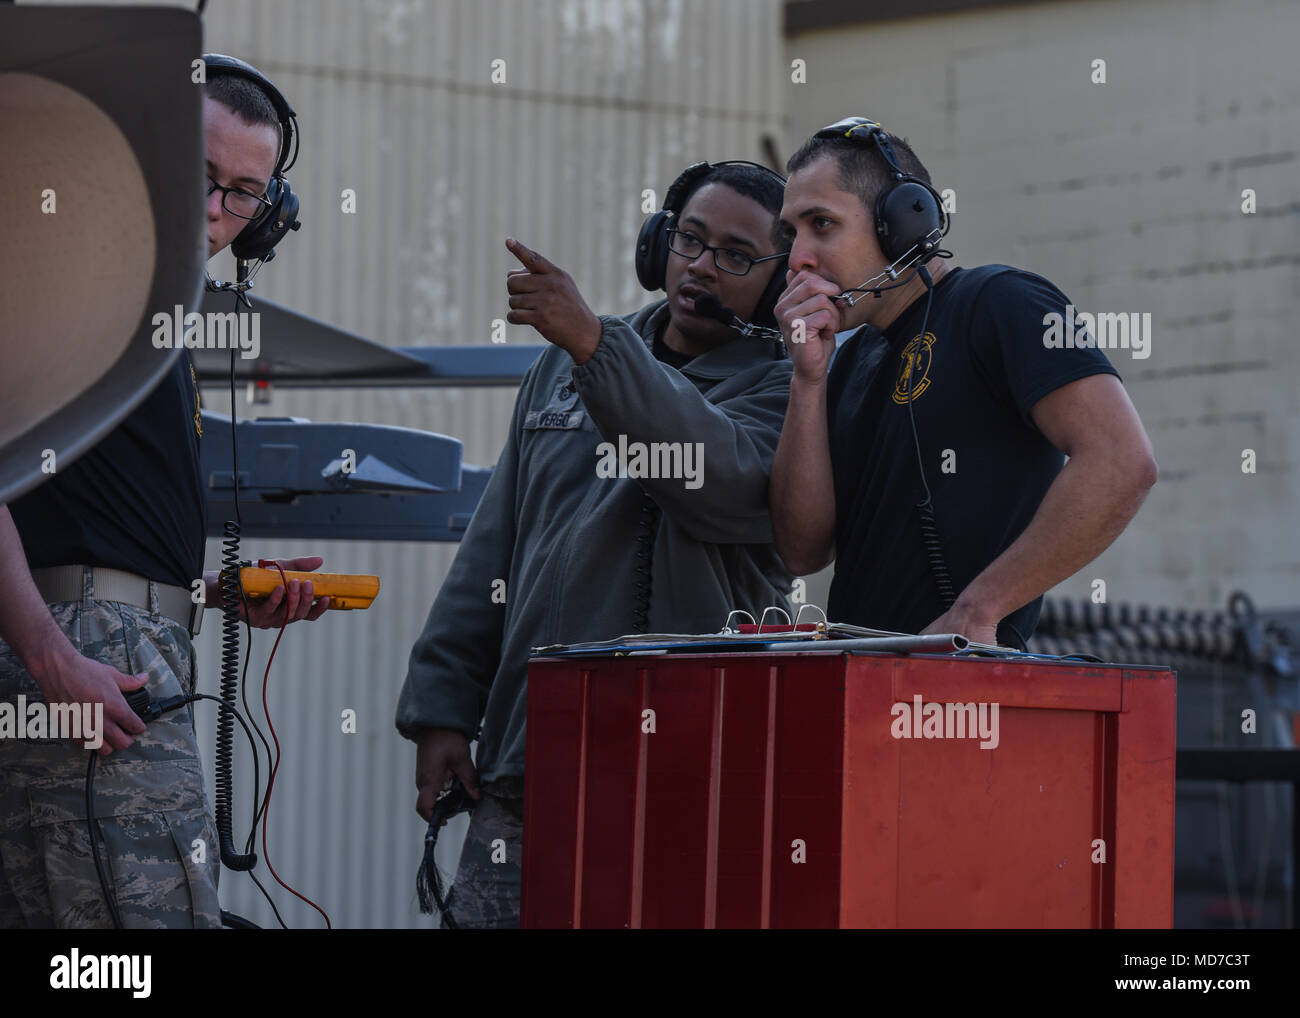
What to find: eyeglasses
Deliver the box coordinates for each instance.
[207,176,272,220]
[666,229,786,276]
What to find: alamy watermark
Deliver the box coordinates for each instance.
[152,305,261,360]
[596,435,704,490]
[1042,306,1151,360]
[50,950,151,998]
[890,693,999,750]
[0,695,102,750]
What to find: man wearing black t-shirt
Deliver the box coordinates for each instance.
[770,120,1157,648]
[0,63,327,928]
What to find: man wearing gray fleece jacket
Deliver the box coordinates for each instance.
[396,162,793,927]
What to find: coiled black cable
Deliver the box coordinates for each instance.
[215,537,254,868]
[915,496,956,610]
[903,269,956,612]
[217,339,256,871]
[632,492,661,634]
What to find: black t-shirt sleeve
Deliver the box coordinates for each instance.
[967,269,1122,432]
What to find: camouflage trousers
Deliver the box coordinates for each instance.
[443,777,522,929]
[0,573,221,928]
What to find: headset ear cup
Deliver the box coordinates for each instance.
[638,159,787,297]
[635,209,672,292]
[752,255,789,328]
[875,181,943,264]
[230,176,299,262]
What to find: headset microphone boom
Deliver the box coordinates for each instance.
[692,293,784,342]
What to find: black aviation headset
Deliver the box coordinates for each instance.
[636,160,789,329]
[202,53,301,262]
[813,116,949,279]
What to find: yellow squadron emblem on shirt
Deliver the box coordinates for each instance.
[892,332,936,404]
[190,362,203,437]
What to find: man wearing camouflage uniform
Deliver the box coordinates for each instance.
[0,59,326,929]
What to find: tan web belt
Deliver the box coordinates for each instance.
[30,565,203,637]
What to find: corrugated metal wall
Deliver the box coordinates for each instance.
[113,0,784,928]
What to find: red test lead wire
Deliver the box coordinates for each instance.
[258,559,332,929]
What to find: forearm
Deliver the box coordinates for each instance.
[397,434,520,740]
[0,506,76,680]
[954,452,1156,622]
[573,319,786,541]
[399,632,494,740]
[398,552,502,740]
[770,376,836,575]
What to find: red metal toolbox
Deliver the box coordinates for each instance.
[521,649,1176,928]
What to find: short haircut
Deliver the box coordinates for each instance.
[677,163,787,248]
[204,71,282,169]
[786,130,932,222]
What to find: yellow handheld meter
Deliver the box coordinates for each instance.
[239,568,380,610]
